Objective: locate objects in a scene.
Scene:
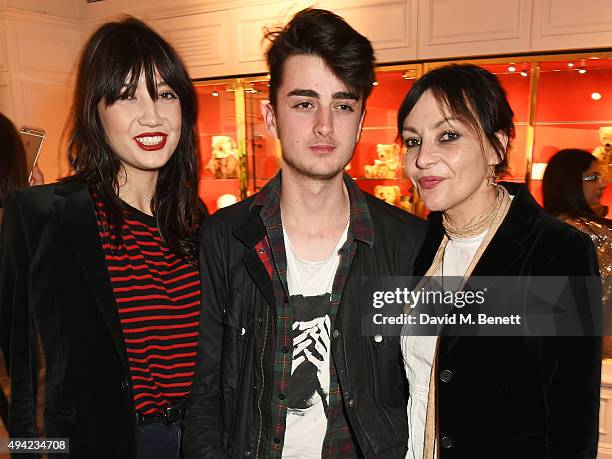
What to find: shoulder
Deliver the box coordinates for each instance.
[4,182,71,210]
[3,181,91,225]
[532,208,592,245]
[364,192,426,233]
[198,195,257,244]
[204,196,255,228]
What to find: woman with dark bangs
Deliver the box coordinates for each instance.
[0,17,205,458]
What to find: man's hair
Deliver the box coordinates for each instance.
[397,64,515,176]
[65,16,201,262]
[264,8,375,108]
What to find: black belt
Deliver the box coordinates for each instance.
[136,398,186,426]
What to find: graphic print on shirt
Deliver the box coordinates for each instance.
[288,294,332,418]
[282,223,347,458]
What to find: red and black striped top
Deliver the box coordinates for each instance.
[94,196,201,416]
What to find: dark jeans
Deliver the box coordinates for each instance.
[136,420,182,459]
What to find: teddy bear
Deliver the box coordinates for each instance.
[205,135,240,179]
[397,194,413,213]
[363,143,401,179]
[373,185,401,205]
[593,126,612,179]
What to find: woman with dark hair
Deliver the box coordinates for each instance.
[543,148,609,221]
[0,17,205,458]
[398,64,602,458]
[0,113,27,207]
[543,148,611,357]
[0,113,44,216]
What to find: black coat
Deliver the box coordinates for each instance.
[0,182,136,458]
[414,183,602,458]
[183,192,426,458]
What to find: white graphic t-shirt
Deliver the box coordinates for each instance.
[281,223,349,458]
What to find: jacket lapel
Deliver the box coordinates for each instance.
[421,183,541,357]
[233,206,276,310]
[54,182,129,372]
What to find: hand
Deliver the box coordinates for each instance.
[29,165,44,186]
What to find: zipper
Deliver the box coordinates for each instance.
[254,305,270,458]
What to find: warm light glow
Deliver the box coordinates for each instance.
[578,68,587,74]
[531,163,547,181]
[520,71,528,77]
[567,62,574,67]
[508,66,516,72]
[211,91,219,97]
[591,92,602,101]
[372,81,379,86]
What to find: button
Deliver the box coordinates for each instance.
[332,329,340,339]
[258,248,265,255]
[273,438,280,444]
[279,393,286,400]
[244,451,251,457]
[374,334,383,343]
[240,327,246,336]
[439,369,453,383]
[282,346,289,353]
[258,316,263,324]
[121,379,129,390]
[441,436,454,449]
[347,398,354,408]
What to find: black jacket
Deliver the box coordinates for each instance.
[183,190,426,458]
[0,182,137,458]
[415,183,602,458]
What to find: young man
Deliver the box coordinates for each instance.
[183,8,425,458]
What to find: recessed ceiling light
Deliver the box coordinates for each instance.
[578,68,587,74]
[372,81,379,86]
[211,91,219,97]
[591,92,602,101]
[567,62,574,67]
[508,66,516,72]
[520,71,528,77]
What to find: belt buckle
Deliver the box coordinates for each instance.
[162,399,184,424]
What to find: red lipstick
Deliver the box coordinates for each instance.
[133,132,168,151]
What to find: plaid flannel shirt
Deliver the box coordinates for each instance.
[251,171,374,458]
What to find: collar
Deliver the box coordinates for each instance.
[251,171,374,247]
[415,181,542,275]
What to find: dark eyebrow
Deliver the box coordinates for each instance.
[286,89,360,101]
[287,89,319,98]
[333,91,359,101]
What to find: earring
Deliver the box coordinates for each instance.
[487,165,497,186]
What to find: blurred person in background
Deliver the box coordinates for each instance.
[543,148,612,357]
[0,17,205,458]
[0,112,44,434]
[0,112,44,223]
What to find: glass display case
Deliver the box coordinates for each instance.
[195,50,612,216]
[194,80,243,212]
[531,55,612,214]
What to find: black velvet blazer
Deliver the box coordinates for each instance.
[414,182,603,459]
[0,181,137,458]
